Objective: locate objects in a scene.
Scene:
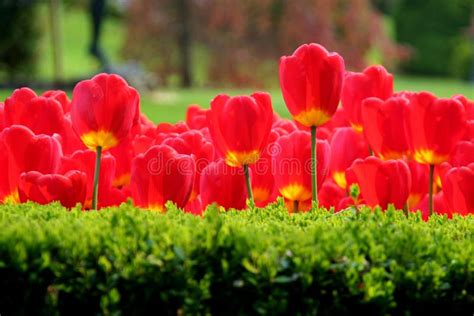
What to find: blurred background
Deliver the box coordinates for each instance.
[0,0,473,122]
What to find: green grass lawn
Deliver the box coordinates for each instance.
[36,4,124,80]
[143,76,474,123]
[0,6,472,123]
[1,77,472,124]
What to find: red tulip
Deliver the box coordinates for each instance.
[60,150,126,209]
[403,92,466,165]
[18,170,87,208]
[4,87,65,135]
[464,121,474,141]
[133,134,157,156]
[279,43,345,127]
[438,140,474,188]
[162,130,215,199]
[272,116,298,135]
[59,116,87,155]
[71,73,140,151]
[0,102,5,131]
[320,107,350,131]
[338,196,361,211]
[200,159,247,210]
[130,145,195,212]
[453,94,474,120]
[346,157,411,210]
[250,131,280,207]
[184,195,203,215]
[156,122,190,135]
[42,90,71,113]
[413,192,448,220]
[186,104,208,130]
[328,127,369,189]
[318,180,346,211]
[0,125,62,203]
[448,140,474,167]
[442,163,474,216]
[272,130,330,204]
[342,65,393,133]
[361,96,410,159]
[207,92,273,167]
[406,161,430,209]
[109,135,134,188]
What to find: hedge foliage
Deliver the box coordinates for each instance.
[0,201,473,315]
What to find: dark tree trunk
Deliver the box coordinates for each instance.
[177,0,192,88]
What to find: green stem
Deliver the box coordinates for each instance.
[429,164,434,216]
[92,146,102,210]
[243,164,254,208]
[293,200,299,213]
[311,125,318,210]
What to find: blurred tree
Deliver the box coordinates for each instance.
[124,0,401,87]
[177,0,192,87]
[0,0,40,80]
[393,0,474,80]
[371,0,399,14]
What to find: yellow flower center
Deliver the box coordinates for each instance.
[253,187,270,202]
[294,108,331,127]
[80,130,119,151]
[413,149,447,165]
[225,150,260,167]
[148,203,164,212]
[350,123,363,134]
[333,171,347,189]
[112,173,131,188]
[279,183,311,202]
[3,190,19,204]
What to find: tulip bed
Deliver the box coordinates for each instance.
[0,202,473,314]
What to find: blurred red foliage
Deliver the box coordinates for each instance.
[123,0,403,87]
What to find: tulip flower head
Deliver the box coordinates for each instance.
[19,170,87,208]
[207,92,273,207]
[250,131,280,207]
[131,145,195,212]
[272,130,330,210]
[442,163,474,216]
[200,159,247,210]
[60,150,126,209]
[361,96,410,159]
[404,92,466,165]
[328,127,369,189]
[0,125,62,204]
[162,130,215,200]
[5,87,65,135]
[403,92,467,215]
[342,65,393,133]
[406,161,430,210]
[71,73,140,151]
[207,92,273,167]
[186,104,208,130]
[318,180,346,211]
[71,73,140,209]
[279,43,345,127]
[280,43,344,208]
[346,157,411,210]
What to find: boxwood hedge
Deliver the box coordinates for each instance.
[0,201,473,315]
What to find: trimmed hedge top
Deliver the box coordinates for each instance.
[1,202,473,315]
